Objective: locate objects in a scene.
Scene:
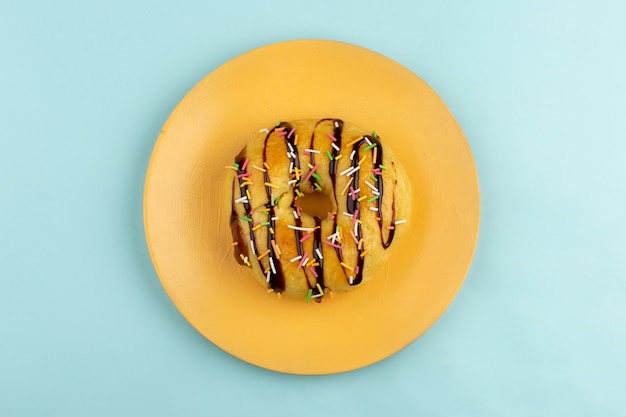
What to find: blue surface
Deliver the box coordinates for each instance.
[2,1,625,415]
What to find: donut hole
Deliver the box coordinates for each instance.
[295,191,333,219]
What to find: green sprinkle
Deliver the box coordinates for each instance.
[273,197,280,205]
[363,143,377,151]
[336,226,340,233]
[314,183,322,191]
[261,221,270,226]
[326,150,333,160]
[372,131,378,138]
[295,189,303,197]
[275,121,282,127]
[380,165,388,170]
[311,172,321,181]
[306,289,313,303]
[367,195,379,203]
[371,174,378,182]
[239,216,253,222]
[232,162,240,168]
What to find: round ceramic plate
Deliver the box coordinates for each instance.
[144,40,479,375]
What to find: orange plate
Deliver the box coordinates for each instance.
[144,40,480,375]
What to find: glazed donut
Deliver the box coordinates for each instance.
[228,119,411,301]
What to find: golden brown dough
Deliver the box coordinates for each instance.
[228,119,411,301]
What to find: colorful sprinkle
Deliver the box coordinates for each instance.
[327,133,338,142]
[288,225,316,232]
[324,241,342,249]
[253,165,266,172]
[340,262,354,271]
[241,158,249,170]
[306,289,312,303]
[363,143,377,151]
[309,267,318,278]
[239,216,253,222]
[395,220,407,225]
[367,195,379,203]
[326,150,333,160]
[258,249,271,260]
[264,182,278,188]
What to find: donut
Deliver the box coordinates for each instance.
[228,118,411,302]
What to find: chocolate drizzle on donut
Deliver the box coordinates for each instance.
[230,119,399,298]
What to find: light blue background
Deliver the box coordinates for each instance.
[1,1,625,416]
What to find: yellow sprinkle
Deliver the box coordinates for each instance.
[341,180,351,195]
[252,224,262,231]
[267,288,274,293]
[340,262,354,271]
[357,195,367,201]
[277,292,282,299]
[258,249,271,260]
[316,283,324,294]
[264,162,270,170]
[358,239,364,250]
[269,227,275,235]
[346,136,364,147]
[307,163,314,169]
[358,155,366,166]
[253,165,266,172]
[360,250,369,258]
[335,154,343,160]
[246,189,251,199]
[225,165,238,170]
[264,182,278,188]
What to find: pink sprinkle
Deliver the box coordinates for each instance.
[304,151,310,155]
[276,130,286,137]
[373,169,382,175]
[387,225,395,230]
[309,267,318,278]
[298,252,309,269]
[353,209,359,224]
[355,265,359,275]
[252,222,260,227]
[288,127,296,138]
[304,163,319,182]
[299,233,312,243]
[324,241,342,249]
[241,158,249,171]
[327,133,337,142]
[236,172,251,179]
[296,206,302,217]
[350,186,356,200]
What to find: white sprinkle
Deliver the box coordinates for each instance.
[305,149,320,154]
[315,248,323,259]
[290,152,297,159]
[259,128,270,134]
[287,225,315,231]
[289,161,294,173]
[365,137,372,145]
[269,257,276,274]
[251,241,256,255]
[353,222,359,236]
[353,188,361,194]
[286,151,292,159]
[302,257,309,266]
[334,121,340,128]
[235,196,248,203]
[372,190,380,195]
[395,219,408,224]
[287,179,297,185]
[345,165,361,177]
[331,143,340,151]
[364,180,378,191]
[369,207,379,211]
[349,276,354,284]
[243,256,249,264]
[326,232,339,241]
[266,271,271,282]
[290,255,302,263]
[293,210,299,219]
[339,166,352,176]
[350,150,356,160]
[311,293,323,298]
[343,212,354,217]
[271,216,279,221]
[287,142,294,152]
